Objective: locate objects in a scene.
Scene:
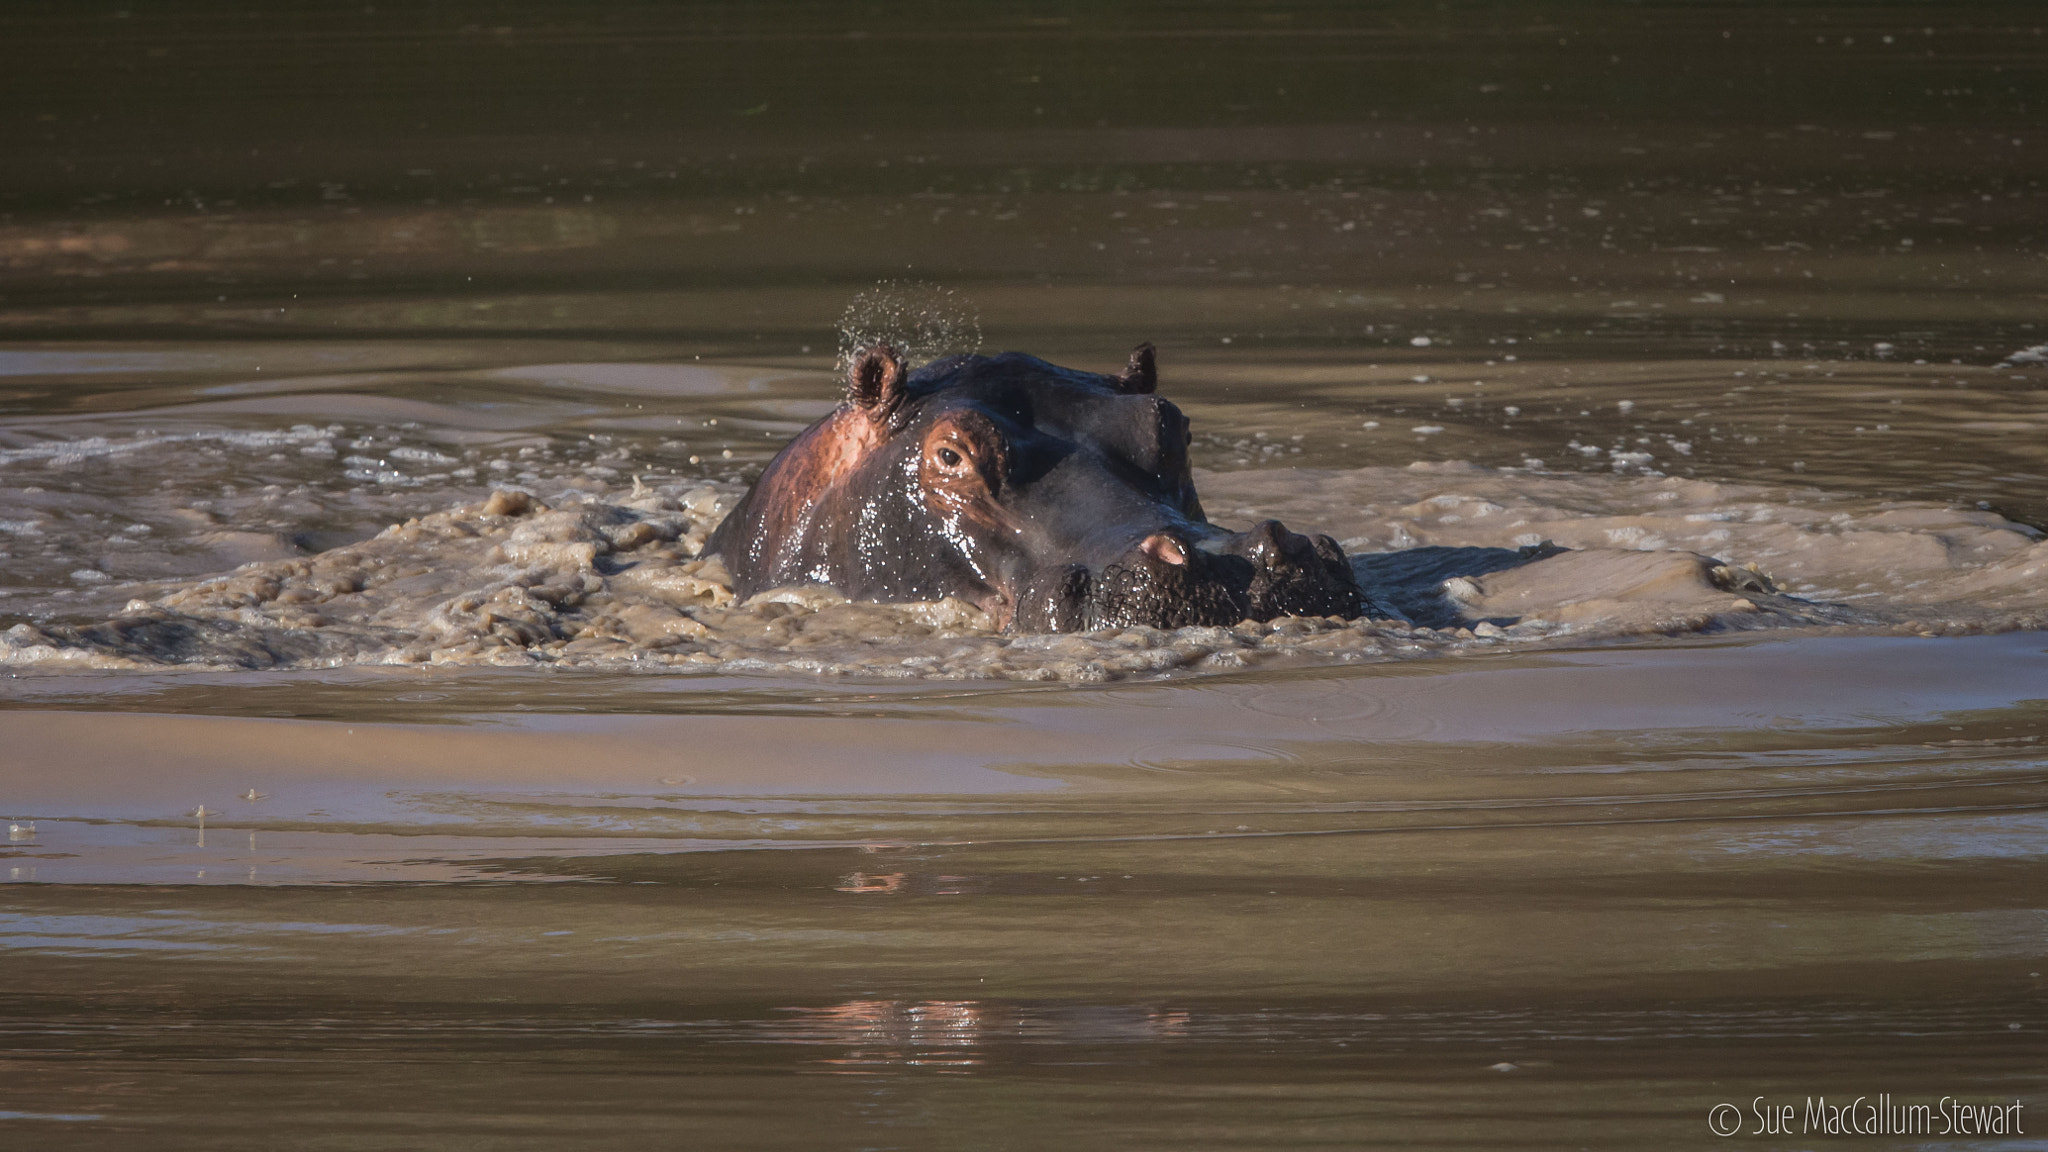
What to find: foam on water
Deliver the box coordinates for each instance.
[2,341,2044,679]
[3,460,2042,679]
[0,424,341,468]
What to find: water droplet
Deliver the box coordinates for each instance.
[838,281,982,372]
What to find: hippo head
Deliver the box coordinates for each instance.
[706,344,1369,632]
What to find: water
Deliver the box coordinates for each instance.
[3,2,2046,1147]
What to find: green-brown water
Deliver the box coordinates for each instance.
[3,3,2045,1147]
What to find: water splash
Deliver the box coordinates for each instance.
[837,281,982,373]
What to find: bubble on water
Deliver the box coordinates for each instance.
[837,281,982,373]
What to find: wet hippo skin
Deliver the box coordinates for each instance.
[708,344,1379,632]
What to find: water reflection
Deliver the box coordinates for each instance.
[766,999,1195,1071]
[834,871,989,896]
[794,1000,987,1069]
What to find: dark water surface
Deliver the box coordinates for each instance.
[3,3,2046,1148]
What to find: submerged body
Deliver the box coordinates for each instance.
[707,345,1373,631]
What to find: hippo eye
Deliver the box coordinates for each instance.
[937,447,963,467]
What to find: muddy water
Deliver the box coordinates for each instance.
[4,3,2047,1148]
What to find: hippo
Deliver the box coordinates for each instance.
[707,343,1375,632]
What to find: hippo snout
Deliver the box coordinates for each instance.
[1207,520,1366,623]
[1043,519,1364,632]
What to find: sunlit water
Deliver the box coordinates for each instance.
[3,3,2046,1148]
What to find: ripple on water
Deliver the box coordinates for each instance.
[1126,738,1309,777]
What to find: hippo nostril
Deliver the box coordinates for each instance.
[1139,533,1187,566]
[1242,520,1288,564]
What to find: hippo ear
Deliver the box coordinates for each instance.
[846,344,907,415]
[1114,342,1157,394]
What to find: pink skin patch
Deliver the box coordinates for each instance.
[1139,533,1187,566]
[733,408,884,573]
